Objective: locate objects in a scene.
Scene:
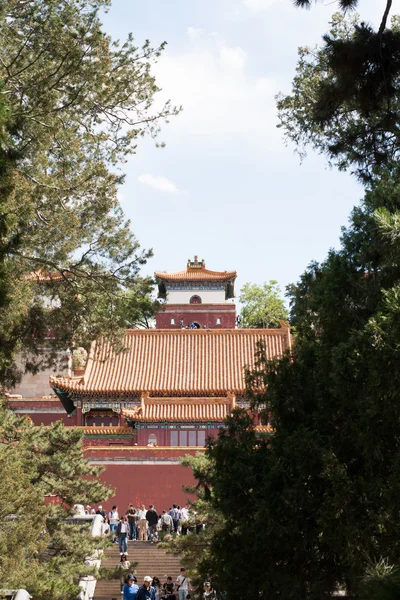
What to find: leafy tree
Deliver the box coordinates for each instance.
[239,281,288,328]
[277,6,399,182]
[162,452,225,592]
[186,139,400,600]
[0,0,179,385]
[0,399,113,599]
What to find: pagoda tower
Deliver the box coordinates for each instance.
[154,256,237,329]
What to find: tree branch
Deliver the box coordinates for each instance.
[378,0,392,35]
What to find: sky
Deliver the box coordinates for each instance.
[101,0,392,302]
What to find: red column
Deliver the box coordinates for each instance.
[76,406,83,426]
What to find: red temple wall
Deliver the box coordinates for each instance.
[85,447,201,510]
[156,304,236,329]
[7,399,74,426]
[95,462,196,512]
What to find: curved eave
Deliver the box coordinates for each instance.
[52,386,75,414]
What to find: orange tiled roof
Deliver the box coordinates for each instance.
[122,398,233,422]
[254,424,274,433]
[154,267,236,282]
[50,327,291,396]
[27,269,72,283]
[81,426,131,435]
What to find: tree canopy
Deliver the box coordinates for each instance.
[0,0,178,385]
[171,2,400,598]
[0,399,112,599]
[239,281,288,328]
[277,5,399,182]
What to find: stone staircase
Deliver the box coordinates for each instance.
[93,541,182,600]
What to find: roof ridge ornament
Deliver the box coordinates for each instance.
[187,255,205,269]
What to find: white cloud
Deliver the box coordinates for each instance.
[243,0,277,12]
[219,45,247,69]
[187,27,205,40]
[153,32,280,143]
[138,174,179,194]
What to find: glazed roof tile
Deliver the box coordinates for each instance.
[122,398,233,422]
[27,269,72,283]
[154,267,236,282]
[254,424,274,433]
[50,327,291,396]
[81,426,131,435]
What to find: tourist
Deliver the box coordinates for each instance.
[145,504,158,542]
[96,504,107,520]
[136,575,156,600]
[159,510,173,539]
[119,554,131,593]
[180,505,189,536]
[85,504,92,515]
[127,504,137,541]
[123,574,138,600]
[109,505,119,543]
[151,577,162,600]
[175,568,190,600]
[137,504,148,542]
[162,576,176,600]
[172,505,181,535]
[202,582,216,600]
[117,515,129,555]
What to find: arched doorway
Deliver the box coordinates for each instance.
[190,295,202,304]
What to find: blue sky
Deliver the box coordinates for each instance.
[101,0,388,301]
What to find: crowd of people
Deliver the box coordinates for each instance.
[120,568,216,600]
[86,503,201,552]
[84,503,214,598]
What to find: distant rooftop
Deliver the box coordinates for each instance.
[154,256,237,282]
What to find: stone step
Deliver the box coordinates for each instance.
[93,543,182,600]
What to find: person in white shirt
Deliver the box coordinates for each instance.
[137,504,148,541]
[176,567,190,600]
[109,505,119,543]
[180,506,189,536]
[117,516,129,555]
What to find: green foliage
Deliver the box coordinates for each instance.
[0,0,178,385]
[239,281,288,328]
[0,399,113,599]
[161,452,225,591]
[277,8,399,182]
[193,167,400,598]
[360,558,400,600]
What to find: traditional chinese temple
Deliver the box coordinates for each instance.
[7,258,291,509]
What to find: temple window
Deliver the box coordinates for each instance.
[190,295,202,304]
[216,317,221,325]
[148,433,157,446]
[170,429,206,446]
[170,318,175,325]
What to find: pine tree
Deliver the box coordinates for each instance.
[0,399,113,599]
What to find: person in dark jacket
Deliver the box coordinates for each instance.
[145,504,158,542]
[136,576,156,600]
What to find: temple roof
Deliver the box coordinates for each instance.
[154,256,236,282]
[27,269,72,283]
[122,398,233,422]
[50,327,291,397]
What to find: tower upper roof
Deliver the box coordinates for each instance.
[154,256,236,283]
